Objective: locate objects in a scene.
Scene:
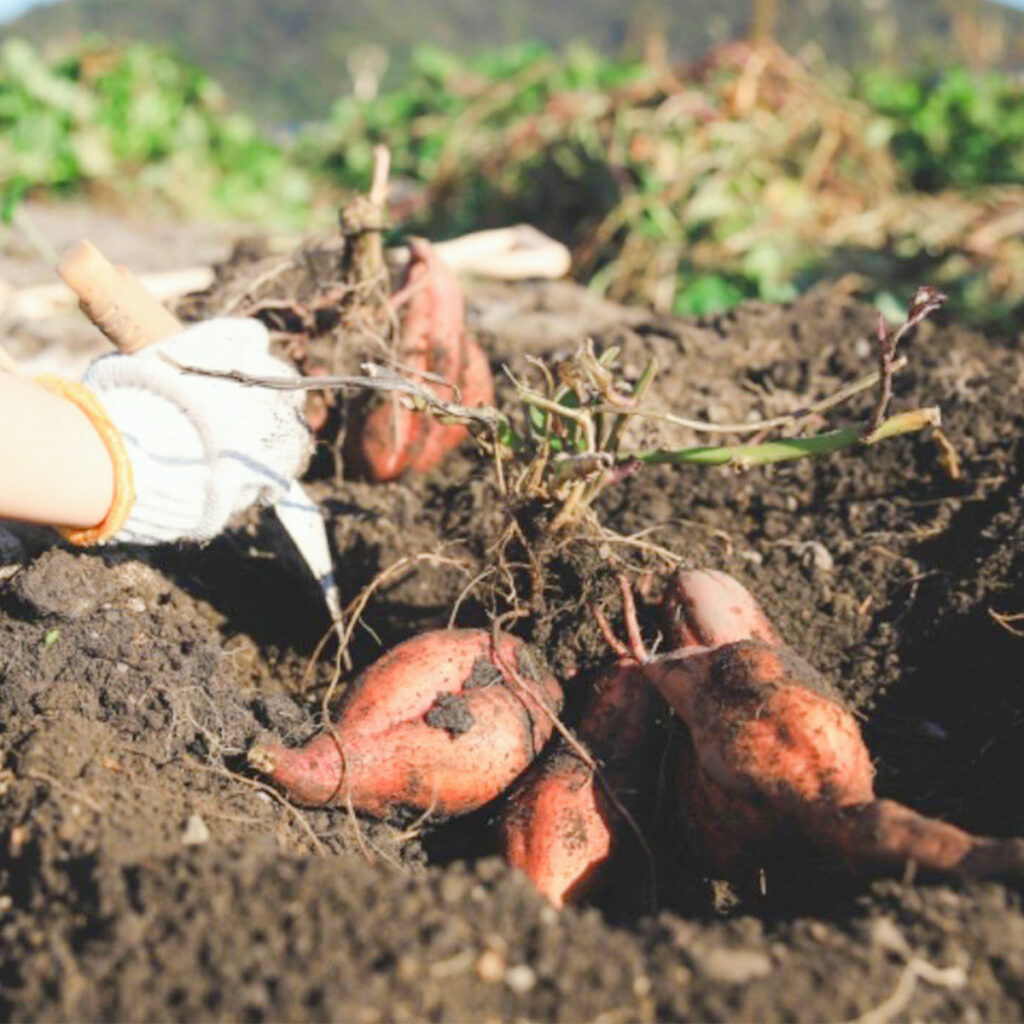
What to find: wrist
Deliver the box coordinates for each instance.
[0,373,121,537]
[33,376,135,545]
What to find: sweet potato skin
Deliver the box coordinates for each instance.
[650,642,874,808]
[500,662,651,906]
[652,640,875,869]
[501,746,611,908]
[662,568,779,649]
[249,628,562,819]
[649,572,876,869]
[350,238,494,481]
[654,570,1024,882]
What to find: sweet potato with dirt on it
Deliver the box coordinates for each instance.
[348,238,494,482]
[637,569,1024,881]
[248,628,562,820]
[500,659,651,907]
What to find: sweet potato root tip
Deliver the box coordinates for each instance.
[246,746,277,775]
[663,569,779,649]
[247,736,345,807]
[809,799,1024,881]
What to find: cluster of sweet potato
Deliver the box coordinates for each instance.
[250,570,1024,908]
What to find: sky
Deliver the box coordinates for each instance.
[2,0,1024,24]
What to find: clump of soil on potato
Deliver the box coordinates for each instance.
[2,233,1024,1022]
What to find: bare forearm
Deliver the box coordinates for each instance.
[0,374,114,530]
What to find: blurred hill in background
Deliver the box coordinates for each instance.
[4,0,1024,124]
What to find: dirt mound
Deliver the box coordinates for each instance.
[2,260,1024,1020]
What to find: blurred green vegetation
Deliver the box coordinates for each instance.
[2,36,1022,331]
[0,37,313,225]
[858,66,1024,190]
[301,41,1024,327]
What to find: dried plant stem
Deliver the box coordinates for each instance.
[169,347,922,461]
[163,358,503,434]
[864,285,947,437]
[612,357,906,436]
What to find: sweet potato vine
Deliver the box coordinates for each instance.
[168,283,946,553]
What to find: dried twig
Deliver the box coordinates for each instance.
[864,285,946,439]
[989,607,1024,639]
[162,357,503,433]
[614,357,906,436]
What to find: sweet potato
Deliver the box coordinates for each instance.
[249,628,562,819]
[645,570,1024,880]
[500,660,651,907]
[662,567,779,649]
[349,238,494,481]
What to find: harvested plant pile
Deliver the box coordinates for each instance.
[309,41,1024,326]
[5,35,1023,325]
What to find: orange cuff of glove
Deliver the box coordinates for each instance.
[33,375,135,546]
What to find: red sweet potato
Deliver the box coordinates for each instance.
[500,660,651,907]
[651,569,1024,881]
[249,628,562,819]
[350,238,494,481]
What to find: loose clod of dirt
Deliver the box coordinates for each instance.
[3,234,1024,1022]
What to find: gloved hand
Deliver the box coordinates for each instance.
[76,317,340,621]
[82,316,312,545]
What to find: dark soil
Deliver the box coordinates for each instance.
[3,232,1024,1022]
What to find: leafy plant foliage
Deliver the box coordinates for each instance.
[0,37,312,224]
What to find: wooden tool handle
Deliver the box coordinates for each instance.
[57,239,184,352]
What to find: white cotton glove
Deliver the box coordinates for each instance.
[82,317,341,621]
[83,317,312,545]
